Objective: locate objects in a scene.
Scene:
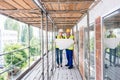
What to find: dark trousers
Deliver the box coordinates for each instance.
[109,48,117,65]
[56,48,63,65]
[66,49,73,67]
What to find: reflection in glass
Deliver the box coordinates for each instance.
[103,9,120,80]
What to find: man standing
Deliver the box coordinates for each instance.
[65,29,74,69]
[107,30,116,66]
[55,29,64,68]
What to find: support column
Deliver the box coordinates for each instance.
[39,26,41,57]
[45,13,49,80]
[95,17,102,80]
[51,23,54,74]
[87,11,90,80]
[41,11,44,80]
[55,26,57,69]
[76,24,79,67]
[28,24,31,67]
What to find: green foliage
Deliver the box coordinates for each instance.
[0,76,4,80]
[30,37,40,56]
[90,37,94,52]
[4,44,27,68]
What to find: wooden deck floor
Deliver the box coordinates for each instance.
[21,51,54,80]
[104,53,120,80]
[20,51,82,80]
[51,65,82,80]
[51,53,82,80]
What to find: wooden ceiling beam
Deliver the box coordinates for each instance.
[55,22,77,24]
[52,17,80,19]
[18,18,52,23]
[41,0,94,3]
[16,17,41,19]
[0,9,39,13]
[56,24,75,26]
[55,21,76,23]
[48,9,87,14]
[54,19,78,21]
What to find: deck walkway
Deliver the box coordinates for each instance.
[104,53,120,80]
[20,51,82,80]
[51,52,82,80]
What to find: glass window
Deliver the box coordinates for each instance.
[84,28,89,80]
[89,24,95,80]
[84,24,95,80]
[103,9,120,80]
[0,15,41,80]
[30,26,41,64]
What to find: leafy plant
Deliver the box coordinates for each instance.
[0,76,4,80]
[30,37,40,56]
[4,44,27,68]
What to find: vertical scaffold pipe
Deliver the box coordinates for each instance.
[76,24,79,68]
[41,11,44,80]
[54,26,57,69]
[87,11,90,80]
[51,23,54,74]
[28,24,31,67]
[45,13,49,80]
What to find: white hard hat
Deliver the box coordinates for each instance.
[58,29,63,32]
[109,29,113,32]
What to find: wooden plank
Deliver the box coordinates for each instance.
[0,4,8,9]
[44,3,53,10]
[21,60,42,80]
[51,3,59,10]
[60,3,66,10]
[23,13,33,17]
[21,52,55,80]
[51,13,82,18]
[52,17,80,19]
[13,0,31,9]
[72,13,82,18]
[66,4,75,11]
[51,52,82,80]
[11,13,22,17]
[48,10,86,14]
[76,2,93,10]
[0,1,15,9]
[41,0,94,3]
[4,0,24,9]
[24,0,37,9]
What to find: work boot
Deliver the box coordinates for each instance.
[65,64,69,66]
[68,66,73,69]
[60,64,62,67]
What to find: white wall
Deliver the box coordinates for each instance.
[77,0,120,27]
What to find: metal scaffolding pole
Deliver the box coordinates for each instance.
[51,23,54,74]
[45,13,49,80]
[55,26,58,69]
[41,11,44,80]
[28,24,31,67]
[33,0,53,23]
[76,24,79,67]
[53,24,55,70]
[39,25,41,57]
[87,11,90,80]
